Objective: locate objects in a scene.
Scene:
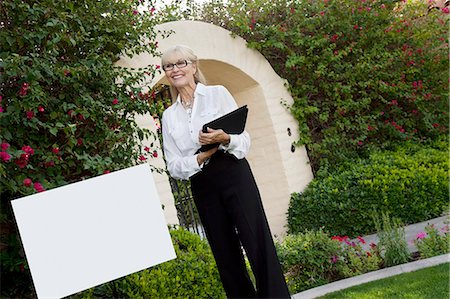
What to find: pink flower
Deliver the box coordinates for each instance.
[0,152,11,162]
[1,143,10,151]
[38,106,45,112]
[320,11,326,15]
[381,4,386,9]
[390,100,398,106]
[22,145,34,155]
[144,146,150,152]
[133,10,138,15]
[103,170,111,174]
[33,182,45,192]
[152,151,158,158]
[368,125,375,131]
[442,7,449,13]
[380,111,385,115]
[358,141,363,146]
[369,242,377,248]
[357,236,366,244]
[330,255,338,263]
[416,232,427,239]
[0,106,3,113]
[26,111,34,120]
[139,155,147,161]
[112,98,119,105]
[23,178,32,187]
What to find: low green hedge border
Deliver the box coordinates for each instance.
[288,141,449,237]
[72,227,226,299]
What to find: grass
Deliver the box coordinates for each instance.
[319,263,449,299]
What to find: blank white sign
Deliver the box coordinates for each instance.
[11,163,176,299]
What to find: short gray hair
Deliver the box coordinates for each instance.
[161,45,207,102]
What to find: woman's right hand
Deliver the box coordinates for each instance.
[197,146,218,166]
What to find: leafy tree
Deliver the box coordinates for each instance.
[0,0,164,296]
[196,0,449,172]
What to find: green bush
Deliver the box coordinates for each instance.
[1,0,164,296]
[196,0,449,171]
[414,223,450,259]
[288,142,449,237]
[276,229,341,293]
[72,227,226,299]
[276,229,381,294]
[374,212,410,267]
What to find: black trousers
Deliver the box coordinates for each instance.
[190,151,290,299]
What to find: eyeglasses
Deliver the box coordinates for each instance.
[162,60,192,71]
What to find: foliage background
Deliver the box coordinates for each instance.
[0,0,163,296]
[194,0,449,172]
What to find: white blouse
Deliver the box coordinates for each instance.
[162,83,251,180]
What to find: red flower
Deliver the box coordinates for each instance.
[26,111,34,120]
[112,98,119,105]
[38,106,45,112]
[432,123,440,128]
[358,141,363,146]
[139,155,147,161]
[67,110,75,117]
[15,154,29,168]
[152,150,158,158]
[320,11,326,16]
[103,170,111,174]
[44,161,55,168]
[367,125,375,131]
[77,138,83,146]
[390,100,398,106]
[366,251,372,257]
[1,143,10,151]
[23,178,32,187]
[369,242,377,248]
[357,236,366,244]
[0,152,11,162]
[19,82,29,96]
[133,10,138,15]
[22,145,34,155]
[330,34,339,42]
[78,114,85,120]
[34,182,45,192]
[52,147,59,154]
[144,146,150,152]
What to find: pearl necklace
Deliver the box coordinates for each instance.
[182,98,194,116]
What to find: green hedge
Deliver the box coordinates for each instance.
[73,227,225,299]
[288,141,449,237]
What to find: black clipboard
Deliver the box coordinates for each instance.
[199,105,248,152]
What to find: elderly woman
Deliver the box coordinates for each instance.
[161,45,290,299]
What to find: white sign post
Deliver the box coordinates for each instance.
[11,163,176,299]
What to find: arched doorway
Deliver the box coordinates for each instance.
[117,20,314,238]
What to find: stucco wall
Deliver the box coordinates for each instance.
[117,20,314,238]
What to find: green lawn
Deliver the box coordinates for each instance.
[319,263,449,299]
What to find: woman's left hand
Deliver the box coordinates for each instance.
[198,128,230,146]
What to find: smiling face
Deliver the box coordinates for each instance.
[163,51,197,90]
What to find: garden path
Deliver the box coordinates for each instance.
[355,215,448,252]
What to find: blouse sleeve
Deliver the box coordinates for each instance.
[218,86,251,159]
[162,110,202,180]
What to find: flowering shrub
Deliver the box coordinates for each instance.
[288,141,449,237]
[276,229,382,294]
[414,223,450,259]
[332,235,382,278]
[276,229,342,293]
[0,0,164,296]
[198,0,449,171]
